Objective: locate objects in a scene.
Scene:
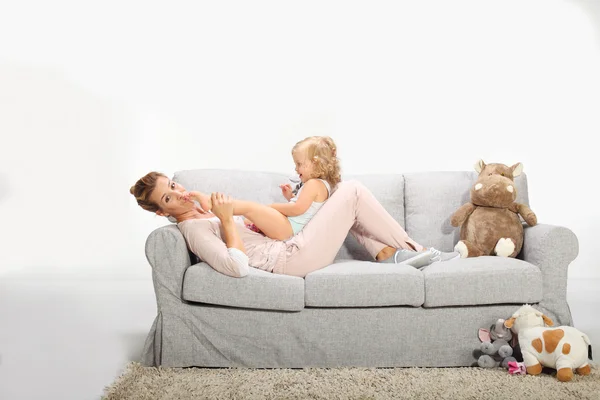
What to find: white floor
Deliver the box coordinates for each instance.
[0,269,598,400]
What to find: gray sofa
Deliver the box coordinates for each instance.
[141,169,579,368]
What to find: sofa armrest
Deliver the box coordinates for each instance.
[521,223,579,302]
[145,224,193,307]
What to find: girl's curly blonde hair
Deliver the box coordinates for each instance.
[292,136,341,188]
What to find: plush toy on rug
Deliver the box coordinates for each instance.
[477,319,517,369]
[504,304,592,382]
[451,160,538,258]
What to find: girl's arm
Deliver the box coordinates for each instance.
[280,183,295,201]
[269,179,320,217]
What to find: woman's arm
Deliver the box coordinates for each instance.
[269,179,320,217]
[220,215,246,253]
[180,192,250,278]
[179,221,249,278]
[211,192,246,253]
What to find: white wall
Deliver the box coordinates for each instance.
[1,0,599,278]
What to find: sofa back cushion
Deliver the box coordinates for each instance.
[173,169,290,206]
[403,171,530,252]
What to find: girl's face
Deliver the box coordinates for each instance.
[293,149,315,183]
[149,176,195,217]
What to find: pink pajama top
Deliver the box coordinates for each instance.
[177,216,289,278]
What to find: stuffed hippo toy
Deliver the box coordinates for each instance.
[451,160,538,258]
[504,304,592,382]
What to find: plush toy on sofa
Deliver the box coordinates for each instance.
[477,319,517,369]
[451,160,538,258]
[504,304,592,382]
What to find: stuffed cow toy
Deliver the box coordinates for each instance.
[451,160,537,258]
[504,304,592,382]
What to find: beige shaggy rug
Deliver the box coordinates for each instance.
[102,362,600,400]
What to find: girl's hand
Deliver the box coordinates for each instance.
[280,184,294,201]
[210,192,234,221]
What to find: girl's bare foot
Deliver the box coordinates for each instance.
[199,193,212,212]
[190,191,212,212]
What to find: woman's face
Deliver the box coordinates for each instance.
[149,176,195,217]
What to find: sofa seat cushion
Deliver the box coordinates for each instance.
[305,261,424,307]
[422,257,543,307]
[182,262,305,312]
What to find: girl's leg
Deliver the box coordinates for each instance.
[230,200,293,241]
[194,191,293,240]
[284,180,423,277]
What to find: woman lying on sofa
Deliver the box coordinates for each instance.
[130,172,459,278]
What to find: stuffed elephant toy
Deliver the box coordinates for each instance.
[477,319,517,369]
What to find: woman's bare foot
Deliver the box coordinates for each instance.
[376,246,430,262]
[376,246,396,261]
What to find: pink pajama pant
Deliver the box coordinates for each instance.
[279,180,424,277]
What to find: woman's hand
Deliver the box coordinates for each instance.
[210,192,234,222]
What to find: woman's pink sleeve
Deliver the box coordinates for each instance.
[179,223,249,278]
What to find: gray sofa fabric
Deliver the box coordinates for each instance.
[421,256,543,307]
[141,169,578,368]
[521,224,579,326]
[141,303,557,369]
[183,263,305,312]
[304,262,424,308]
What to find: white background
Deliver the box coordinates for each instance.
[1,0,599,278]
